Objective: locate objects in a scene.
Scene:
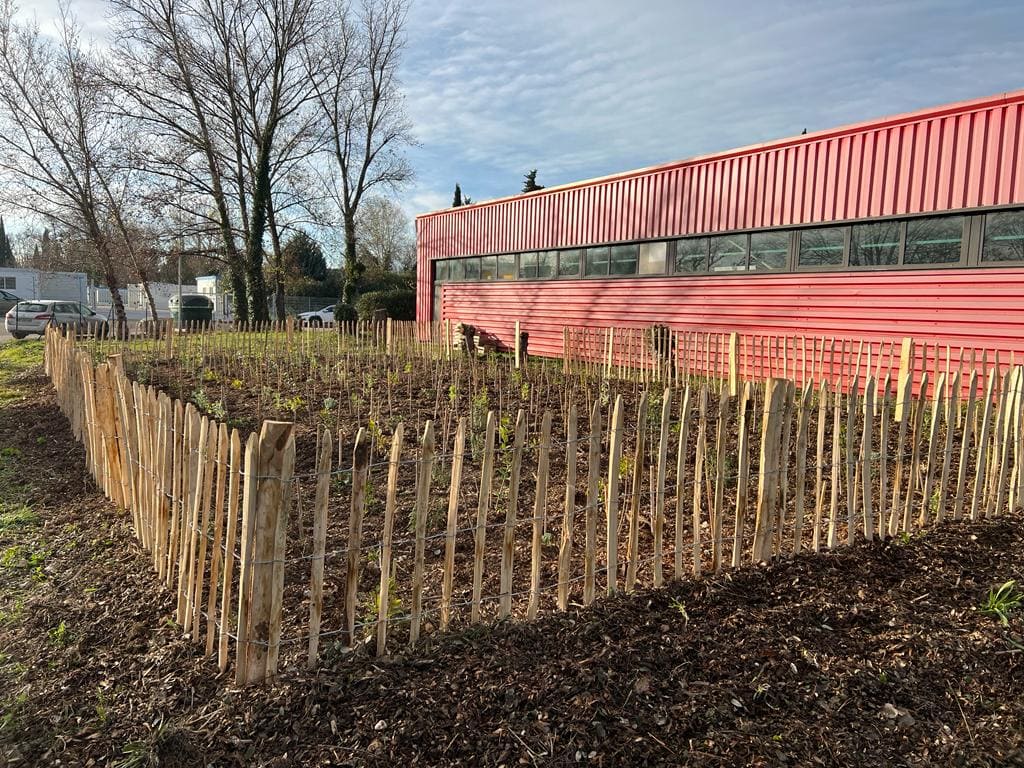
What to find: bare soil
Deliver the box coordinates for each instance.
[2,346,1024,766]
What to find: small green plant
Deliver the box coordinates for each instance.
[981,580,1022,626]
[360,576,403,630]
[670,597,689,625]
[202,368,219,383]
[541,531,555,547]
[230,378,243,389]
[448,383,458,406]
[48,621,69,647]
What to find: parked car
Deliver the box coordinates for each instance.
[4,300,108,339]
[0,289,19,315]
[297,305,335,327]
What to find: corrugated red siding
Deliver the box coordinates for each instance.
[440,268,1024,391]
[416,91,1024,323]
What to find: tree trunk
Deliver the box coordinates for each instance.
[342,212,359,305]
[245,142,273,323]
[266,198,286,322]
[138,267,160,325]
[104,271,128,339]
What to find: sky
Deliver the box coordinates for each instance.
[17,0,1024,224]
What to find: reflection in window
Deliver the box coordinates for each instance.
[709,234,748,271]
[609,244,639,275]
[497,253,516,280]
[559,249,581,277]
[639,242,667,275]
[749,231,788,271]
[850,221,899,266]
[464,257,480,280]
[904,216,962,265]
[675,238,708,272]
[538,251,557,278]
[519,251,538,279]
[799,227,845,267]
[982,211,1024,262]
[585,246,610,276]
[449,258,465,281]
[435,260,449,282]
[480,255,497,280]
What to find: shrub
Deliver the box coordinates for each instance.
[355,289,415,321]
[333,303,358,322]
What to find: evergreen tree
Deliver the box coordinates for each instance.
[452,183,463,207]
[522,169,544,193]
[282,230,327,282]
[0,217,14,266]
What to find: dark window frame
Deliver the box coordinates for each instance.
[979,210,1024,266]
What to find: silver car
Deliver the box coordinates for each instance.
[297,305,335,327]
[4,300,108,339]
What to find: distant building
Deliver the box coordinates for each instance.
[0,267,87,303]
[417,90,1024,371]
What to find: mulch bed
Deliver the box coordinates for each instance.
[2,360,1024,767]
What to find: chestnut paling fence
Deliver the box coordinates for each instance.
[45,324,1024,685]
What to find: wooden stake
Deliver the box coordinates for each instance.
[557,404,578,610]
[307,429,332,668]
[652,388,671,587]
[606,395,625,594]
[528,411,553,618]
[345,428,371,646]
[499,410,526,618]
[584,400,601,605]
[376,424,405,655]
[471,411,496,623]
[732,383,752,566]
[409,421,435,647]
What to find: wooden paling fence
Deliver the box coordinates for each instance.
[45,325,1024,684]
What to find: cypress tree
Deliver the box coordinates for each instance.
[0,217,14,266]
[453,183,463,207]
[522,170,544,193]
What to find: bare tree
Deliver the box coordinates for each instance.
[0,4,135,325]
[356,195,414,273]
[110,0,325,324]
[311,0,413,304]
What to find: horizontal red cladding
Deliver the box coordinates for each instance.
[439,268,1024,363]
[416,92,1024,266]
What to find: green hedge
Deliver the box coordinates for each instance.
[355,289,415,321]
[333,303,358,322]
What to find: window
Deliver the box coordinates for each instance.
[850,221,899,267]
[904,216,963,265]
[480,255,497,280]
[18,302,45,313]
[709,234,748,272]
[449,258,465,281]
[434,260,449,282]
[584,246,610,276]
[675,238,709,272]
[558,249,581,277]
[0,277,15,290]
[519,252,538,279]
[497,253,516,280]
[464,257,480,280]
[609,244,639,275]
[799,227,845,267]
[749,231,789,271]
[537,251,556,278]
[639,242,667,275]
[982,211,1024,262]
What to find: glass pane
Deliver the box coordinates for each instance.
[609,244,639,275]
[449,258,465,281]
[537,251,556,278]
[904,216,962,265]
[709,234,748,272]
[674,238,708,272]
[497,254,516,280]
[559,249,581,277]
[849,221,900,267]
[639,242,667,275]
[799,227,845,267]
[585,246,610,276]
[480,255,497,280]
[982,211,1024,262]
[749,231,789,271]
[519,251,538,279]
[435,260,448,282]
[464,257,480,280]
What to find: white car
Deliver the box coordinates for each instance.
[297,305,335,327]
[4,300,108,339]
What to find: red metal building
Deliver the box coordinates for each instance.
[415,90,1024,374]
